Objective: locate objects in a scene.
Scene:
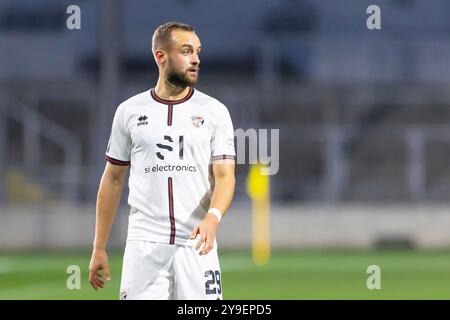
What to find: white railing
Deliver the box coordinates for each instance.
[0,93,82,203]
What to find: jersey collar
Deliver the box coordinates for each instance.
[150,87,194,105]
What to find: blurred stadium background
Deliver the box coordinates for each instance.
[2,0,450,299]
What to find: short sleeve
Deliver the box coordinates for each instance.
[105,104,131,166]
[211,104,236,161]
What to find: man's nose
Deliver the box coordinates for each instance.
[191,53,200,65]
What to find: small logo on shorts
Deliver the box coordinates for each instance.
[191,115,205,128]
[120,290,127,300]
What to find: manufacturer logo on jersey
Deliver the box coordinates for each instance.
[137,115,148,126]
[191,115,205,128]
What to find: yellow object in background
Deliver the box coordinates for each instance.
[246,162,269,200]
[246,162,271,265]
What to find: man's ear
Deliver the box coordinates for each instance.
[155,50,166,64]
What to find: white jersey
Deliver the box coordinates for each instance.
[105,87,236,246]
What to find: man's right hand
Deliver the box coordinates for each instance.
[88,248,111,290]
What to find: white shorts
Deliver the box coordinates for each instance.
[119,240,223,300]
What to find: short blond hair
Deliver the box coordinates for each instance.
[152,21,195,51]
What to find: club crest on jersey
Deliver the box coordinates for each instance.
[137,115,148,126]
[191,115,204,128]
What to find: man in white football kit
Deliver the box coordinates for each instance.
[88,22,236,300]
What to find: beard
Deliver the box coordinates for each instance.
[167,65,199,87]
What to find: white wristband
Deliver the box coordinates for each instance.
[208,208,222,222]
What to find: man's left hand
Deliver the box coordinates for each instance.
[190,213,220,255]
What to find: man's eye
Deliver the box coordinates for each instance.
[183,51,190,55]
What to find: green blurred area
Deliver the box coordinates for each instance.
[1,249,450,299]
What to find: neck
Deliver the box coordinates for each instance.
[154,78,190,100]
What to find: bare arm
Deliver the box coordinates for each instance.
[209,159,236,220]
[191,159,235,255]
[89,162,128,289]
